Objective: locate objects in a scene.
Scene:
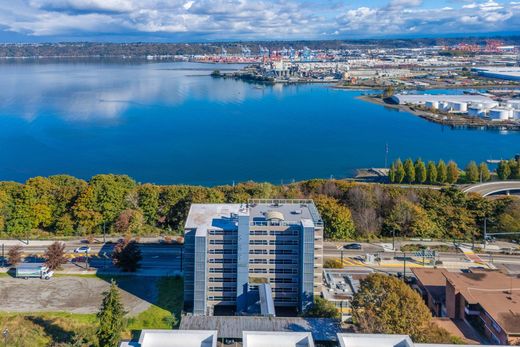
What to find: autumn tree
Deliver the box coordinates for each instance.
[112,239,142,272]
[352,273,432,341]
[97,280,126,347]
[314,195,355,240]
[304,297,340,319]
[7,245,23,266]
[415,159,427,184]
[465,161,479,183]
[394,159,405,184]
[446,161,459,184]
[44,241,68,270]
[497,160,511,180]
[114,209,144,235]
[426,161,437,184]
[479,162,491,182]
[403,159,416,184]
[436,160,448,183]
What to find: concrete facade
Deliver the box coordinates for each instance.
[183,200,324,315]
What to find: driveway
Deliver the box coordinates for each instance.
[0,276,157,315]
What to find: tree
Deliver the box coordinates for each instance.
[97,280,126,347]
[7,245,23,266]
[403,159,415,184]
[324,259,343,269]
[415,159,427,184]
[388,163,396,183]
[314,195,355,240]
[394,159,405,184]
[112,239,142,272]
[426,161,437,184]
[383,86,395,98]
[437,160,447,184]
[44,241,68,270]
[114,209,144,235]
[498,199,520,233]
[479,162,491,182]
[352,273,432,342]
[497,160,511,180]
[465,161,479,183]
[304,297,340,319]
[446,161,459,184]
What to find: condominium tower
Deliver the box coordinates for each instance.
[183,199,324,316]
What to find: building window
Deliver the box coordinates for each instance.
[250,230,268,236]
[209,258,237,264]
[269,240,298,246]
[249,249,268,255]
[249,268,268,274]
[209,240,237,245]
[209,249,237,254]
[249,240,268,245]
[249,259,268,264]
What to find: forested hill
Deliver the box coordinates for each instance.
[0,36,519,58]
[0,174,518,241]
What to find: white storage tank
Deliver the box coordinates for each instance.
[506,100,520,110]
[468,106,486,117]
[450,101,467,112]
[489,108,513,121]
[425,100,439,110]
[439,101,450,112]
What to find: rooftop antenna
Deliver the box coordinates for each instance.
[385,143,389,169]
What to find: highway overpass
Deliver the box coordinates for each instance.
[462,181,520,197]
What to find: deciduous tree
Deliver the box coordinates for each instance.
[314,195,355,240]
[426,161,437,184]
[304,297,340,319]
[497,160,511,180]
[437,160,447,183]
[112,239,142,272]
[7,245,23,266]
[415,159,427,184]
[403,159,415,184]
[479,162,491,182]
[44,241,68,270]
[446,161,459,184]
[394,159,405,184]
[352,273,432,341]
[465,161,479,183]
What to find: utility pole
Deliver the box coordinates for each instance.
[483,218,487,250]
[2,328,8,347]
[1,244,4,268]
[403,252,406,282]
[392,229,396,252]
[340,250,344,265]
[385,143,389,169]
[103,222,106,244]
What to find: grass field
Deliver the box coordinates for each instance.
[0,275,183,346]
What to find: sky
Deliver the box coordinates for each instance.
[0,0,518,42]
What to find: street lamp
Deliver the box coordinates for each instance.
[3,328,8,347]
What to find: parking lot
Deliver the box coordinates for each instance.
[0,276,158,315]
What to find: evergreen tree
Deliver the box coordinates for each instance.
[497,160,511,180]
[437,160,447,184]
[465,161,479,183]
[97,280,126,347]
[478,162,491,182]
[426,161,437,184]
[415,159,427,184]
[403,159,416,184]
[446,161,459,184]
[395,159,405,184]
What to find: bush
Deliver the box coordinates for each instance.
[324,259,343,269]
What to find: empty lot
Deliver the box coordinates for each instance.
[0,276,158,315]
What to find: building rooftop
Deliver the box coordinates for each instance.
[184,200,323,237]
[443,270,520,335]
[119,330,218,347]
[411,268,449,304]
[184,204,243,236]
[338,333,501,347]
[243,331,315,347]
[179,316,341,342]
[393,94,494,105]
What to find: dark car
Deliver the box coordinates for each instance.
[343,243,362,250]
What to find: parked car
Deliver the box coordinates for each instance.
[73,246,91,254]
[343,243,362,250]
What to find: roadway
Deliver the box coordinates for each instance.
[462,181,520,197]
[0,241,182,275]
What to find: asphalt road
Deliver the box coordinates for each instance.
[462,181,520,197]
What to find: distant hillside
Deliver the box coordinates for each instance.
[0,36,519,58]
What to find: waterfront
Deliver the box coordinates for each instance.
[0,61,519,185]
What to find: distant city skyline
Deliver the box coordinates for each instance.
[0,0,519,42]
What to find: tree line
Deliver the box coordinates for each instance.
[388,158,492,184]
[0,174,517,241]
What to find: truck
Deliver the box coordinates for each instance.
[14,263,54,280]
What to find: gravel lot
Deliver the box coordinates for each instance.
[0,276,158,315]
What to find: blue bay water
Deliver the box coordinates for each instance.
[0,61,518,185]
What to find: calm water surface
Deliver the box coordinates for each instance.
[0,61,518,185]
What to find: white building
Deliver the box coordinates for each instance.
[337,333,502,347]
[489,108,514,121]
[119,330,218,347]
[243,331,314,347]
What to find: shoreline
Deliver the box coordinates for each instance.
[334,83,520,91]
[357,95,520,131]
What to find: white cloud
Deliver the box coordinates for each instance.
[0,0,517,40]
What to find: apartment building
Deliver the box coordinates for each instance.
[183,199,324,315]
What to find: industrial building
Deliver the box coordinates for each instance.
[183,200,324,316]
[473,67,520,81]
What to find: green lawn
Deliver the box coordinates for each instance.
[124,276,183,338]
